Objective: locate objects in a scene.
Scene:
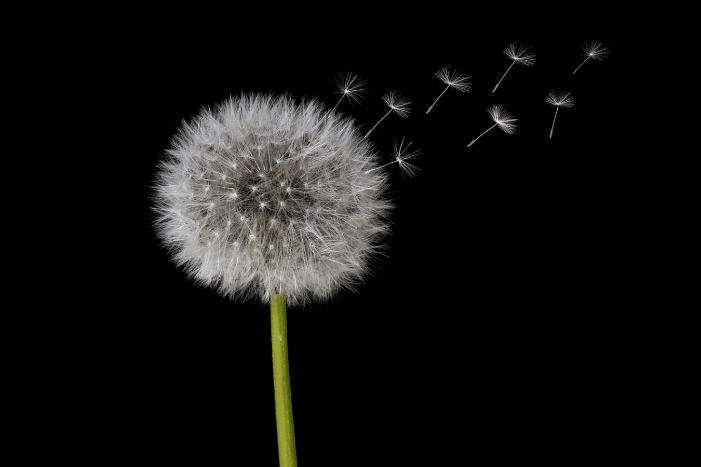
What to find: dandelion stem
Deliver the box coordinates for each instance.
[550,106,559,138]
[474,123,497,143]
[493,61,515,92]
[271,292,297,467]
[327,96,343,118]
[366,159,400,173]
[573,56,590,74]
[427,85,451,114]
[365,109,392,138]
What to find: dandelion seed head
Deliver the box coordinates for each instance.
[503,41,536,66]
[435,65,472,93]
[488,104,518,134]
[382,90,411,118]
[545,90,575,108]
[579,40,609,60]
[151,93,395,307]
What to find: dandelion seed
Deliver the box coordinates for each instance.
[573,40,610,74]
[365,137,421,180]
[545,90,575,138]
[493,41,535,93]
[426,65,471,114]
[364,90,411,138]
[327,71,366,118]
[467,104,517,147]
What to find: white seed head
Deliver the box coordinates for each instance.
[151,93,395,308]
[503,41,536,66]
[382,90,411,118]
[434,65,472,93]
[545,90,575,108]
[487,104,518,134]
[333,72,366,105]
[579,40,609,60]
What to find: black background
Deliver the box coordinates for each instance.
[46,7,634,465]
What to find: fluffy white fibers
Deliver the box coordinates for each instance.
[152,93,395,308]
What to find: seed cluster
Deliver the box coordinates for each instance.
[153,94,393,307]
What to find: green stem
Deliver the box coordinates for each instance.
[271,292,297,467]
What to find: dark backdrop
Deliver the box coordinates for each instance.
[72,8,631,464]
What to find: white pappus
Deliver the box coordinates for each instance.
[364,90,411,138]
[545,90,575,138]
[328,72,366,118]
[573,40,610,74]
[426,65,471,114]
[467,104,517,147]
[366,137,421,180]
[492,40,535,93]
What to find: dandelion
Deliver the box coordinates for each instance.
[573,40,610,74]
[492,41,535,93]
[151,93,395,467]
[426,65,471,114]
[545,90,575,138]
[364,90,411,138]
[366,137,421,180]
[328,71,366,118]
[467,104,517,147]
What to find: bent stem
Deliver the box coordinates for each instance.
[271,292,297,467]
